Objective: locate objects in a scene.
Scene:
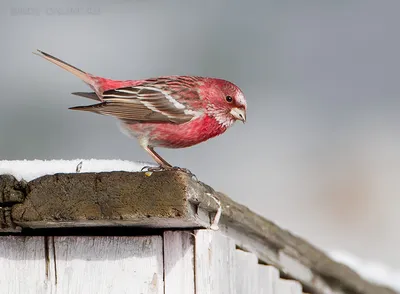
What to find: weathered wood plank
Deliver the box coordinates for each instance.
[164,231,195,294]
[0,207,21,233]
[0,236,50,294]
[0,174,26,205]
[257,265,280,294]
[275,279,302,293]
[195,230,236,294]
[11,171,211,229]
[219,219,344,294]
[278,252,313,284]
[235,249,258,294]
[52,236,163,294]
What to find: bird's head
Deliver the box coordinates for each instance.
[203,78,247,127]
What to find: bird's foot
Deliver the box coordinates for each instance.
[141,165,197,180]
[141,165,165,172]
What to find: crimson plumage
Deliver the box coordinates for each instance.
[35,50,247,168]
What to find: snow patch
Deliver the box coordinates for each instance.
[0,159,155,182]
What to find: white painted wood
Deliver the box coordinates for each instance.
[279,252,313,283]
[275,279,302,293]
[0,236,51,294]
[258,265,280,294]
[195,230,236,294]
[235,249,258,294]
[53,236,163,294]
[220,225,336,294]
[163,231,195,294]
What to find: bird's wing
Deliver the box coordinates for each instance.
[70,77,204,124]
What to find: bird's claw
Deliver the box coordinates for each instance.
[141,165,197,180]
[141,165,164,172]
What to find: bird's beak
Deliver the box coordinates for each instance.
[230,107,246,123]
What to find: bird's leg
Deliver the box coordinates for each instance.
[141,146,197,180]
[141,146,172,172]
[145,146,172,168]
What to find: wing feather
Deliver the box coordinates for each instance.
[70,77,204,124]
[70,102,192,123]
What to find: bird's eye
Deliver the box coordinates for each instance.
[226,96,233,103]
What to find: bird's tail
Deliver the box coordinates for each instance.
[34,49,102,101]
[34,50,93,84]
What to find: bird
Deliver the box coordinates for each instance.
[34,50,247,171]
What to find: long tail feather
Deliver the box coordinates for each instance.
[71,92,100,101]
[34,50,93,85]
[69,103,104,112]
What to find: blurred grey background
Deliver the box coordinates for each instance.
[1,0,400,268]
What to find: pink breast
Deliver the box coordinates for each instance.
[124,115,228,148]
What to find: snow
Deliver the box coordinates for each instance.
[0,159,155,182]
[330,251,400,292]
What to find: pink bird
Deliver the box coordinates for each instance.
[35,50,247,170]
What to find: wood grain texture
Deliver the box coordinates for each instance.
[0,236,50,294]
[163,231,195,294]
[257,265,280,294]
[11,171,211,229]
[195,230,236,294]
[275,279,303,294]
[0,207,21,233]
[235,249,258,294]
[52,236,163,294]
[0,174,26,205]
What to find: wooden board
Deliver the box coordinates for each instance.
[0,236,50,294]
[195,230,236,294]
[257,265,280,294]
[163,231,195,294]
[52,236,163,294]
[235,249,258,294]
[275,279,303,293]
[11,171,211,230]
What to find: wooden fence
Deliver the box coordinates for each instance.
[0,171,396,294]
[1,232,308,294]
